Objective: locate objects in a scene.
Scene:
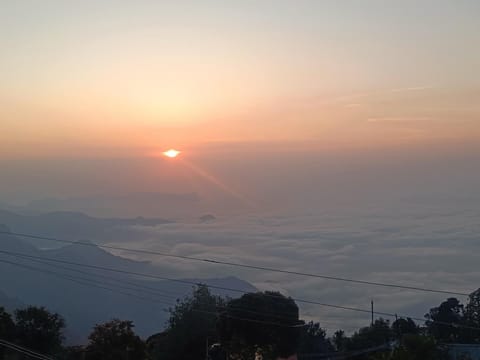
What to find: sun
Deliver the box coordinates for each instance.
[163,149,181,158]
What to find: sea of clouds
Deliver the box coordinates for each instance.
[107,203,480,334]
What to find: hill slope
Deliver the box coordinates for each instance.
[0,227,256,343]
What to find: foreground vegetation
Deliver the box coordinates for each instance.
[1,286,479,359]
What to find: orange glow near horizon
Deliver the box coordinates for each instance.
[1,1,480,160]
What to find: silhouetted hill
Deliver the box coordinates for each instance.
[199,214,217,223]
[26,192,201,217]
[43,241,151,273]
[0,224,38,254]
[0,230,256,343]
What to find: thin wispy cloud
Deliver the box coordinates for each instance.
[367,116,433,123]
[390,86,434,93]
[344,103,363,108]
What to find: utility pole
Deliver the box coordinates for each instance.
[126,345,131,360]
[206,337,209,360]
[395,314,401,339]
[371,300,374,326]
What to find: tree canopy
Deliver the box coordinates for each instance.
[425,297,464,342]
[464,288,480,342]
[218,291,303,359]
[347,318,393,351]
[2,287,480,359]
[297,321,333,355]
[85,319,145,360]
[14,306,65,355]
[147,285,226,360]
[376,334,446,360]
[0,307,15,358]
[392,318,418,338]
[0,306,14,340]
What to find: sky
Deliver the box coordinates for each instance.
[1,0,479,205]
[1,0,479,160]
[1,0,480,331]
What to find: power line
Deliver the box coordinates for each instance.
[0,248,384,314]
[0,339,53,360]
[1,248,479,333]
[8,254,311,324]
[0,230,470,297]
[12,253,184,301]
[8,253,314,325]
[28,251,352,330]
[0,258,297,329]
[0,258,176,306]
[4,251,338,327]
[0,258,304,329]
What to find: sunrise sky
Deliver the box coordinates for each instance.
[2,1,480,337]
[1,0,479,208]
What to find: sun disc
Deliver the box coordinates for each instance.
[163,149,181,158]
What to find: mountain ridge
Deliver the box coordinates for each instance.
[0,209,173,248]
[0,228,256,344]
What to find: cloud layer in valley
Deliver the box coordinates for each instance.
[106,203,480,334]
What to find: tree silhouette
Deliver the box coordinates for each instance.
[332,329,347,351]
[466,289,480,325]
[463,288,480,343]
[297,321,333,355]
[0,307,14,339]
[392,318,418,339]
[347,318,392,351]
[147,285,226,360]
[372,334,447,360]
[0,307,15,357]
[85,319,145,360]
[14,306,65,355]
[425,298,464,342]
[218,291,302,359]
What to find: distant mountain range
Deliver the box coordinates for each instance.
[199,214,217,223]
[26,192,202,217]
[0,209,172,247]
[0,223,256,344]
